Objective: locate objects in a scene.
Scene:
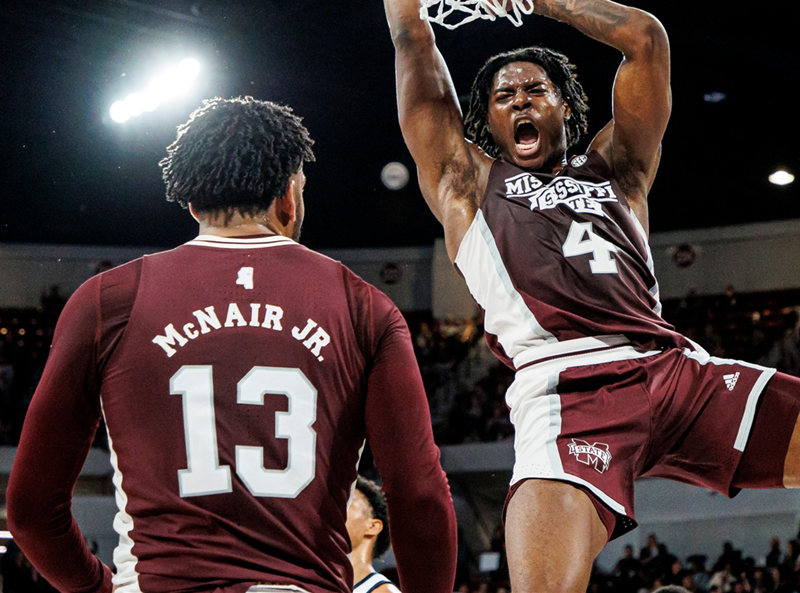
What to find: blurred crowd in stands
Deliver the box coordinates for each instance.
[0,285,799,448]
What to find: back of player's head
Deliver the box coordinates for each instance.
[159,96,315,216]
[356,476,391,559]
[464,46,590,157]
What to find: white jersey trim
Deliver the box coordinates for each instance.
[187,235,296,249]
[629,212,663,316]
[455,210,557,363]
[513,334,633,370]
[247,586,311,593]
[681,348,776,451]
[101,401,143,593]
[354,572,400,593]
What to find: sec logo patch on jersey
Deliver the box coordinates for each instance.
[570,155,588,168]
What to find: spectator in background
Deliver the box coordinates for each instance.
[687,555,711,593]
[612,544,644,593]
[709,563,738,593]
[714,542,744,575]
[766,537,783,568]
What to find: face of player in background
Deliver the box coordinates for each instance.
[345,488,375,551]
[486,61,570,172]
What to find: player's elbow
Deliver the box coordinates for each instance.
[624,10,670,62]
[6,478,58,544]
[6,487,40,545]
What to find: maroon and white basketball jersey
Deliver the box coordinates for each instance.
[9,234,455,593]
[455,152,693,371]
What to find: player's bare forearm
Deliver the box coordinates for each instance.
[534,0,666,59]
[383,0,428,41]
[383,0,475,228]
[383,0,453,117]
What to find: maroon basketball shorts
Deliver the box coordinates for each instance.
[505,344,800,540]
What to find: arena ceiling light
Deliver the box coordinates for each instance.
[109,58,201,124]
[768,169,795,186]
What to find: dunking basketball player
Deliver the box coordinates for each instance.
[7,97,457,593]
[382,0,800,591]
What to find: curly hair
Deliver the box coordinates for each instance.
[356,476,391,559]
[159,96,315,216]
[464,46,590,158]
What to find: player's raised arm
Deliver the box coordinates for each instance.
[535,0,670,232]
[383,0,489,259]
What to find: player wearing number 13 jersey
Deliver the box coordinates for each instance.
[7,97,457,593]
[384,0,800,591]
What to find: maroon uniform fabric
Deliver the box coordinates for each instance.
[470,152,693,363]
[7,234,457,593]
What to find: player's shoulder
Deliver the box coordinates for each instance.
[90,256,146,306]
[64,256,142,310]
[354,572,401,593]
[375,582,401,593]
[298,246,400,315]
[307,251,407,354]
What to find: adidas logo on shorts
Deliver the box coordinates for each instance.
[723,372,740,391]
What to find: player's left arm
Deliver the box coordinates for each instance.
[535,0,671,235]
[363,297,457,593]
[6,277,114,593]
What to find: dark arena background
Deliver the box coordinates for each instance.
[1,1,800,591]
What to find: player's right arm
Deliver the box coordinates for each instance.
[6,277,114,593]
[383,0,490,260]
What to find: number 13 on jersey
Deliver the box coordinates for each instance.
[171,365,317,499]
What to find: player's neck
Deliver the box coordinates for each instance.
[196,212,285,239]
[350,544,376,582]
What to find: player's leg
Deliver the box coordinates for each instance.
[784,414,800,487]
[505,478,607,593]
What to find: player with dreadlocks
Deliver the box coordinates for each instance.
[7,96,457,593]
[382,0,800,592]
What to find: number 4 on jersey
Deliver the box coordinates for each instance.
[562,220,619,274]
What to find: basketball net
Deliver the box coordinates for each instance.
[419,0,535,29]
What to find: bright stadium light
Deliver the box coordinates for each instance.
[109,100,130,123]
[109,58,202,124]
[178,58,200,81]
[768,169,795,186]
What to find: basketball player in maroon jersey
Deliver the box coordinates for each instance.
[382,0,800,591]
[7,97,457,593]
